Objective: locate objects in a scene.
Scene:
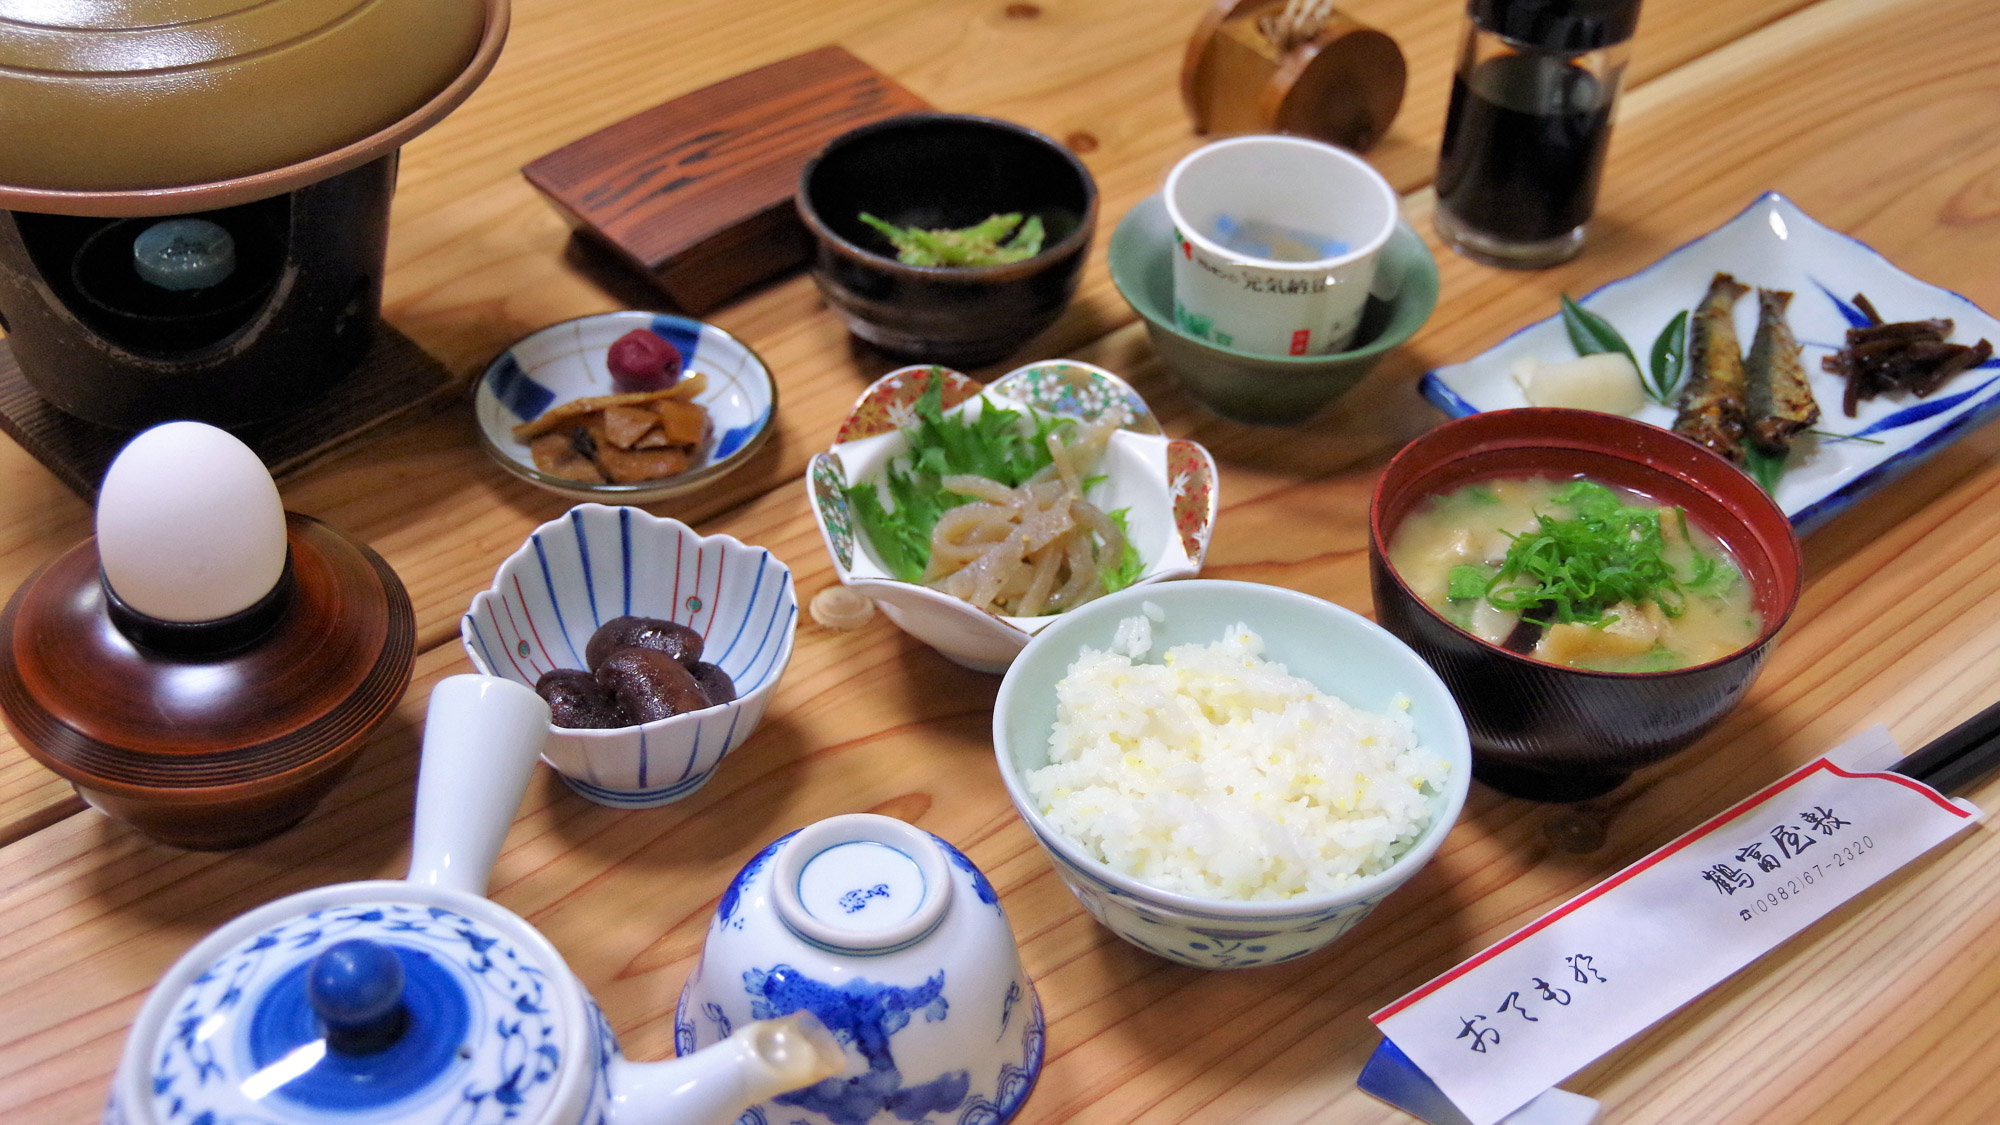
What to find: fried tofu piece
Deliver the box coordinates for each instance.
[596,445,688,482]
[1535,602,1665,666]
[600,404,661,449]
[514,372,710,485]
[529,432,606,483]
[655,399,707,446]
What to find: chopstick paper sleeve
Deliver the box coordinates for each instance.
[1368,726,1982,1125]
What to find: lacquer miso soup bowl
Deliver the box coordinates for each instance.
[461,505,797,808]
[1368,409,1803,802]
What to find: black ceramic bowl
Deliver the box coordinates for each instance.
[797,113,1097,367]
[1368,409,1803,801]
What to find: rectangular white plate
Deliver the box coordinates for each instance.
[1421,193,2000,533]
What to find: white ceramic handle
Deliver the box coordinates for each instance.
[405,674,550,896]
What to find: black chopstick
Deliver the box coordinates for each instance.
[1888,697,2000,793]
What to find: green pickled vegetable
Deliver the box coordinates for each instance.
[858,212,1047,267]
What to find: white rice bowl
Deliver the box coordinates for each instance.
[1024,616,1451,901]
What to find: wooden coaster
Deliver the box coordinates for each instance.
[0,320,453,499]
[523,45,932,314]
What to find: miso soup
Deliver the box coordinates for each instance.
[1388,476,1762,672]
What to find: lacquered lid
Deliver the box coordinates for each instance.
[129,885,585,1125]
[0,0,507,214]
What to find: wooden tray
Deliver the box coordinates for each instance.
[522,46,933,314]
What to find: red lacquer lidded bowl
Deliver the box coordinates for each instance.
[1369,408,1803,801]
[0,423,415,848]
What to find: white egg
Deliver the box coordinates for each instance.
[96,422,288,623]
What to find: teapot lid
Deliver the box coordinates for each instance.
[0,0,507,215]
[122,882,587,1125]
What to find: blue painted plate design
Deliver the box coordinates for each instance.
[1421,193,2000,534]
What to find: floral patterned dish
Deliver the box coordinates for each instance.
[1421,192,2000,533]
[808,361,1219,673]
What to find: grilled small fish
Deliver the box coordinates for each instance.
[1674,273,1751,461]
[1744,287,1820,453]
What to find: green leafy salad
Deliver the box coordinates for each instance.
[846,375,1144,616]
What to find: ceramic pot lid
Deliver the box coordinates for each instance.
[135,884,582,1125]
[0,0,505,213]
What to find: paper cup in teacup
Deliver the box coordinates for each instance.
[1163,135,1399,357]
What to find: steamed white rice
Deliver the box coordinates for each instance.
[1025,615,1449,901]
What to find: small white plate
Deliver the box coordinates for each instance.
[475,311,777,503]
[1421,193,2000,533]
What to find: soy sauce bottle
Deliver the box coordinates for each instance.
[1434,0,1641,268]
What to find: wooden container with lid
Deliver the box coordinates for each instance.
[0,424,415,849]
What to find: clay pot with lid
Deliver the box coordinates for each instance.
[0,0,509,428]
[106,674,846,1125]
[0,423,417,848]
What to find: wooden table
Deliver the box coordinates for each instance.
[5,0,2000,1120]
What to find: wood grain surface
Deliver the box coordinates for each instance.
[4,0,2000,1121]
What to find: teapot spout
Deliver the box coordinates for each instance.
[611,1011,844,1125]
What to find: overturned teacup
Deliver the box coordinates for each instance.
[1164,134,1399,356]
[678,814,1044,1125]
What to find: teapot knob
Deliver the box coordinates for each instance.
[307,939,408,1054]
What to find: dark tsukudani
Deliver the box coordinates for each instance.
[1368,408,1802,801]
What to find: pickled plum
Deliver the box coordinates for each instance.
[606,329,683,393]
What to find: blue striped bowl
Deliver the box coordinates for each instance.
[461,504,797,808]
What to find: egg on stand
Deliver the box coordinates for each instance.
[0,423,416,849]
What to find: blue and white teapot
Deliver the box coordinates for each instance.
[107,675,843,1125]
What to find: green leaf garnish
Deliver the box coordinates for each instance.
[845,373,1087,584]
[1560,293,1639,372]
[1481,481,1689,625]
[1101,509,1145,593]
[1447,565,1493,600]
[1741,445,1787,495]
[1647,310,1689,405]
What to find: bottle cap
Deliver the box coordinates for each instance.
[1469,0,1642,52]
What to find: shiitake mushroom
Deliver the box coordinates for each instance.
[534,614,734,729]
[689,661,735,705]
[585,615,703,669]
[594,648,710,723]
[532,668,627,729]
